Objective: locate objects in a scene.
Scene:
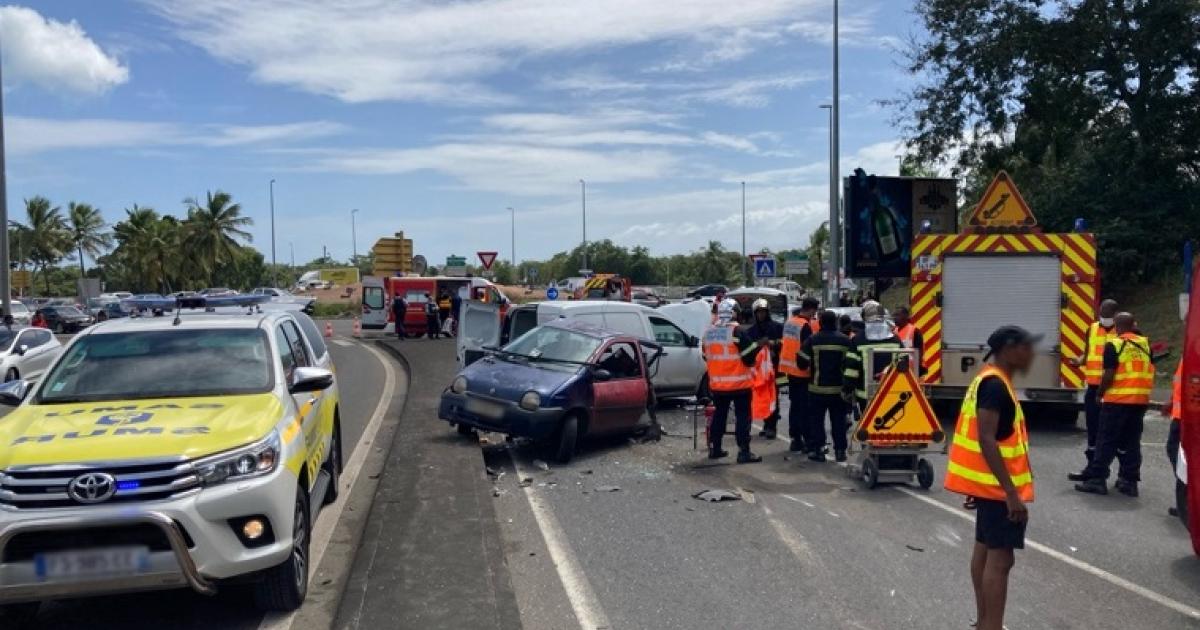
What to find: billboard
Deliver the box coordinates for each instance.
[844,170,957,278]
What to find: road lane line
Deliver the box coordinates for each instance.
[895,486,1200,621]
[259,339,397,630]
[330,339,354,347]
[510,453,612,630]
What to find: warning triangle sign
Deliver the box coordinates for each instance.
[854,365,944,444]
[477,251,498,270]
[966,171,1037,229]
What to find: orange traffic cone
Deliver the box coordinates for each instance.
[324,321,334,338]
[352,318,362,338]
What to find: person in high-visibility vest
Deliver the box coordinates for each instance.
[1166,360,1184,517]
[703,299,762,464]
[744,298,784,439]
[779,297,820,452]
[944,325,1036,630]
[1069,299,1118,475]
[1075,313,1153,496]
[892,306,925,375]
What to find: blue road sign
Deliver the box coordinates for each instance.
[754,257,776,278]
[546,286,559,300]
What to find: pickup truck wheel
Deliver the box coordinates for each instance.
[0,602,39,627]
[551,413,580,464]
[254,487,311,612]
[322,420,342,506]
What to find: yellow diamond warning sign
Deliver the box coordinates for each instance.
[966,171,1037,229]
[854,365,944,444]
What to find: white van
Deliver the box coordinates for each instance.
[461,300,707,399]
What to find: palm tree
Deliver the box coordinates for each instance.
[66,202,113,278]
[699,240,732,284]
[17,197,70,294]
[183,191,253,285]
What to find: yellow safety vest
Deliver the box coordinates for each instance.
[944,365,1034,502]
[1083,322,1116,386]
[1101,333,1153,405]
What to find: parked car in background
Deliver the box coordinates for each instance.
[169,290,199,299]
[441,318,662,462]
[91,300,131,322]
[251,287,318,314]
[34,306,93,333]
[7,301,31,326]
[686,284,728,298]
[631,287,668,308]
[0,326,61,382]
[199,287,238,297]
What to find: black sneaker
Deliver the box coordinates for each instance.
[789,440,806,453]
[835,450,847,463]
[1169,507,1180,517]
[1067,471,1093,482]
[808,451,826,463]
[737,450,762,464]
[1115,480,1139,497]
[1074,479,1108,495]
[708,448,729,460]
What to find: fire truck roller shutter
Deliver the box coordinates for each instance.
[942,254,1061,351]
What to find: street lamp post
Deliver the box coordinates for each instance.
[741,181,747,286]
[269,179,277,288]
[579,180,588,274]
[507,207,515,269]
[0,36,10,315]
[289,242,295,269]
[820,104,836,305]
[351,208,359,263]
[829,0,842,307]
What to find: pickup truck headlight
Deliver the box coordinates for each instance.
[519,391,541,411]
[196,431,281,486]
[451,376,468,394]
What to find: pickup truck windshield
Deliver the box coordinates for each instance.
[503,327,601,364]
[37,329,273,403]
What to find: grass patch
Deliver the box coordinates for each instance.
[1109,271,1185,385]
[311,301,357,319]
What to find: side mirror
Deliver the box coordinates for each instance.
[0,379,30,406]
[15,344,27,356]
[289,366,334,393]
[686,335,699,348]
[593,368,613,382]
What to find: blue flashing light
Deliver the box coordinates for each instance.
[116,480,141,492]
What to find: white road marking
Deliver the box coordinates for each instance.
[330,339,354,347]
[259,340,397,630]
[895,487,1200,621]
[511,453,612,630]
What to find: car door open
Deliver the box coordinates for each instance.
[591,341,648,433]
[458,300,502,366]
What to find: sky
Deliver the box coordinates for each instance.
[2,0,919,270]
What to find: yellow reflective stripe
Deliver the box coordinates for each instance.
[950,432,1028,458]
[947,460,1033,487]
[740,345,759,358]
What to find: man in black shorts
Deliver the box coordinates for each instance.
[944,326,1036,630]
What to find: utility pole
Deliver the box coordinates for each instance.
[269,179,277,288]
[351,208,359,263]
[741,181,747,286]
[0,36,11,316]
[828,0,842,308]
[508,207,515,268]
[579,179,588,274]
[289,242,295,269]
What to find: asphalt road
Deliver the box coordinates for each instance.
[17,327,389,630]
[482,398,1200,630]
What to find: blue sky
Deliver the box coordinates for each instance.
[4,1,918,269]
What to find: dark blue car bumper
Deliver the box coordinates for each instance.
[438,391,565,440]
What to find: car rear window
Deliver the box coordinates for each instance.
[292,313,328,359]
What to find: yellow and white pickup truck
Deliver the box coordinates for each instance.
[0,311,342,624]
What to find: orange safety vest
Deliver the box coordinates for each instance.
[895,323,917,348]
[778,315,812,378]
[1171,360,1183,421]
[1101,333,1153,405]
[751,346,777,421]
[703,325,753,392]
[1083,322,1116,386]
[944,365,1035,502]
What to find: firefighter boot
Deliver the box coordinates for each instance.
[708,446,729,460]
[737,449,762,464]
[1074,478,1108,495]
[762,419,778,440]
[1115,479,1139,498]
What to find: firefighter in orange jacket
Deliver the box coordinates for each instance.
[703,299,762,464]
[944,325,1036,630]
[779,297,820,453]
[1075,312,1153,496]
[1070,298,1118,474]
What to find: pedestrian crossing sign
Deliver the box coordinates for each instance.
[754,257,776,278]
[854,365,944,444]
[966,171,1037,229]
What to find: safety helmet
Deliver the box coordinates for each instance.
[752,298,770,313]
[716,298,740,324]
[861,300,885,322]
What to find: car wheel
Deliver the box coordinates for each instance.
[4,368,17,383]
[456,423,476,436]
[53,322,64,334]
[322,419,342,506]
[0,602,39,628]
[551,413,580,464]
[254,487,311,612]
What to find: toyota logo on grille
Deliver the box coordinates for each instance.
[67,472,117,504]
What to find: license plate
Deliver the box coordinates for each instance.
[465,397,505,420]
[35,546,150,581]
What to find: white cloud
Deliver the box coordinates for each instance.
[144,0,829,104]
[0,6,129,94]
[6,116,346,155]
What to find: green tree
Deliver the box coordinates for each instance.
[183,191,253,285]
[699,240,735,285]
[17,197,70,294]
[898,0,1200,283]
[66,202,113,278]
